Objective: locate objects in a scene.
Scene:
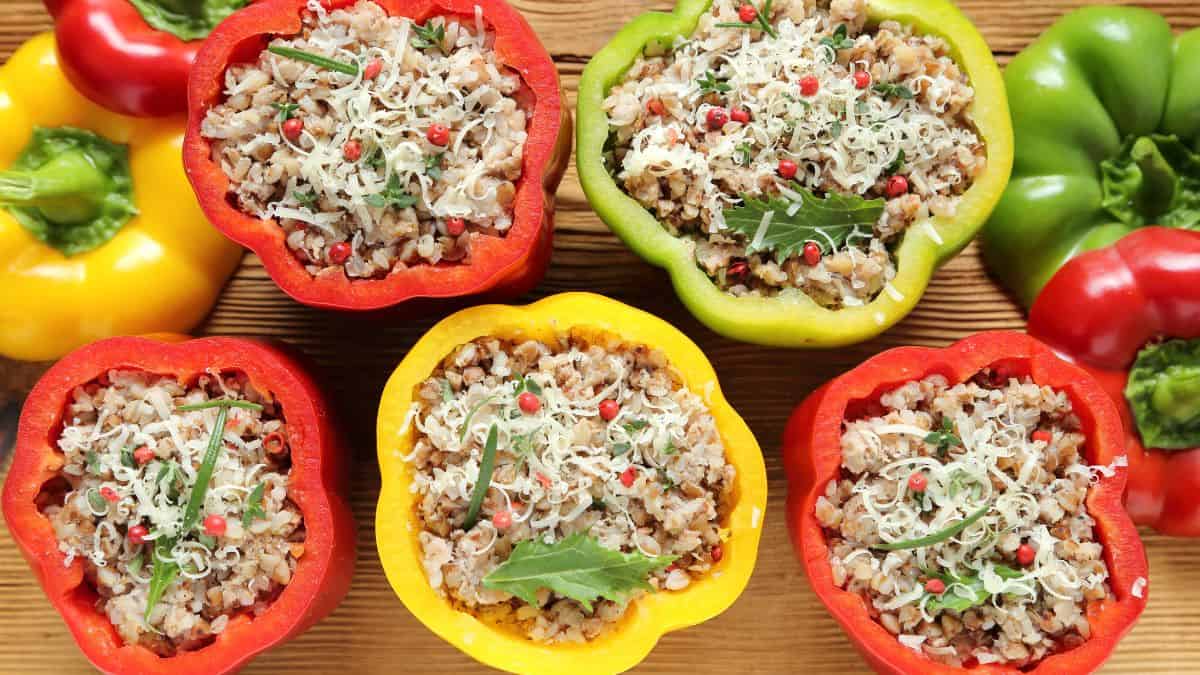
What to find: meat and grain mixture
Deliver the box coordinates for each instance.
[816,373,1114,667]
[202,0,528,279]
[603,0,986,307]
[404,333,734,643]
[45,370,303,655]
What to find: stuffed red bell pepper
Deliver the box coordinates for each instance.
[1,335,356,674]
[783,332,1147,673]
[1028,227,1200,536]
[43,0,248,117]
[183,0,571,311]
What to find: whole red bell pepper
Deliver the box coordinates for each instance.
[1,335,356,675]
[783,331,1148,674]
[1028,227,1200,536]
[182,0,572,311]
[42,0,248,117]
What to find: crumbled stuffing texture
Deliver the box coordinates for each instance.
[603,0,985,307]
[407,333,734,643]
[46,370,303,656]
[202,0,528,279]
[817,373,1111,667]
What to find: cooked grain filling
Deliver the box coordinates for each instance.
[407,333,734,643]
[604,0,986,307]
[202,0,528,279]
[817,373,1112,667]
[45,370,303,656]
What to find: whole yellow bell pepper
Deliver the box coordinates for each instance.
[376,292,768,675]
[0,33,242,362]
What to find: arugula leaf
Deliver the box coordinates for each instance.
[925,565,1026,613]
[462,425,500,530]
[365,174,418,210]
[144,538,180,622]
[925,417,962,457]
[696,70,732,95]
[885,149,906,176]
[412,21,448,55]
[120,446,137,469]
[819,24,855,60]
[198,534,217,549]
[611,442,632,457]
[482,533,676,611]
[271,102,299,121]
[242,482,267,527]
[366,147,387,169]
[830,119,844,139]
[623,419,649,433]
[873,82,915,100]
[723,184,885,258]
[424,152,445,180]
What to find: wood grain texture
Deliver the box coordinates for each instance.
[1,1,1199,673]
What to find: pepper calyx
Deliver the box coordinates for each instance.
[1125,338,1200,450]
[1,127,138,257]
[128,0,249,42]
[1100,133,1200,230]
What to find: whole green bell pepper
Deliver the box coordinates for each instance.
[982,6,1200,307]
[576,0,1013,347]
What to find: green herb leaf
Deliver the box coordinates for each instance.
[181,405,228,535]
[126,0,247,42]
[242,482,267,527]
[366,147,387,169]
[611,442,632,457]
[176,400,264,412]
[365,174,418,210]
[441,380,454,403]
[198,534,217,549]
[86,489,108,512]
[830,119,844,139]
[482,533,677,611]
[85,450,100,475]
[127,551,144,575]
[424,152,445,180]
[523,377,544,396]
[1125,338,1200,449]
[271,102,299,121]
[121,446,137,469]
[735,142,754,166]
[267,46,359,76]
[293,190,318,209]
[885,149,906,176]
[462,425,499,530]
[696,70,732,95]
[924,417,962,458]
[412,21,448,55]
[623,419,649,433]
[144,538,180,622]
[872,503,991,551]
[819,23,856,61]
[714,0,778,38]
[723,184,885,258]
[657,467,676,490]
[924,564,1026,613]
[662,441,678,455]
[873,82,915,100]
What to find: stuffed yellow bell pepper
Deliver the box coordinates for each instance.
[0,33,241,362]
[377,292,767,675]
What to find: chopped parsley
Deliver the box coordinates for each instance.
[924,417,962,458]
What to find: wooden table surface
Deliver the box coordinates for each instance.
[2,1,1200,673]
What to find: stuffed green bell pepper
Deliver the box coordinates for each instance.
[983,7,1200,307]
[577,0,1012,347]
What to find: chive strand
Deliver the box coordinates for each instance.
[872,502,992,551]
[267,45,359,75]
[462,425,499,530]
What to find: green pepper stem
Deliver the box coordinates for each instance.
[1131,136,1178,220]
[0,150,110,225]
[1151,366,1200,427]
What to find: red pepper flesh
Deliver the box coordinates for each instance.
[183,0,572,311]
[1,335,357,675]
[783,331,1148,674]
[1029,227,1200,536]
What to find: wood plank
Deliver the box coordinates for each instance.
[2,1,1199,673]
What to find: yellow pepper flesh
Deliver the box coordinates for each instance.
[0,34,242,362]
[376,292,768,675]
